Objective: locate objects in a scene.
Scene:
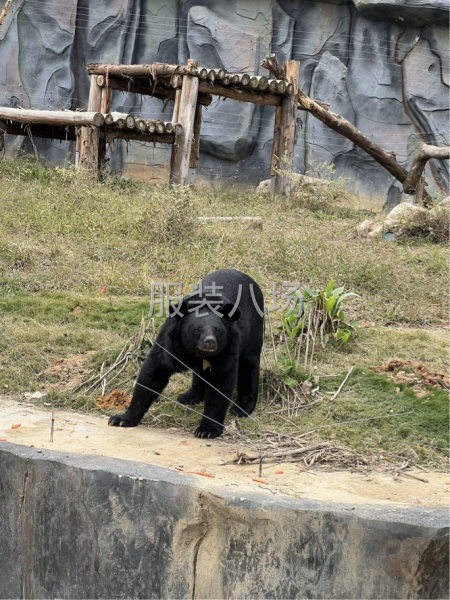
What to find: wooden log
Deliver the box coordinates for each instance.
[270,105,282,177]
[155,120,165,134]
[197,216,262,226]
[0,0,12,28]
[170,59,199,185]
[79,75,102,180]
[249,76,268,90]
[274,60,300,198]
[170,74,182,89]
[207,69,216,82]
[100,86,111,113]
[197,81,281,106]
[230,73,251,87]
[104,112,130,125]
[105,129,175,144]
[125,115,135,129]
[102,74,212,106]
[198,67,209,80]
[214,68,226,80]
[0,106,104,127]
[136,118,148,133]
[403,144,450,194]
[269,79,287,94]
[146,120,156,134]
[86,62,198,79]
[222,74,231,86]
[172,89,182,123]
[189,103,202,169]
[0,120,76,141]
[269,79,278,92]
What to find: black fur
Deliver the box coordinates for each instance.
[108,269,264,438]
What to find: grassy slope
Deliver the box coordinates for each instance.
[0,157,448,465]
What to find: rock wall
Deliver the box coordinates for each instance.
[0,0,448,206]
[1,443,449,599]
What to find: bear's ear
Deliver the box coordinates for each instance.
[168,299,189,318]
[220,303,241,322]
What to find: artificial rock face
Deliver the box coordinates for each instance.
[0,0,448,206]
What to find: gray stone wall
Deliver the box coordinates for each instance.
[1,443,449,599]
[0,1,448,206]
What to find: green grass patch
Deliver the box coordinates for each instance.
[0,157,448,466]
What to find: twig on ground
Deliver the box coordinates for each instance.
[329,366,354,401]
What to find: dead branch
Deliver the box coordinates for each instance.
[329,366,354,401]
[0,0,12,27]
[403,144,450,194]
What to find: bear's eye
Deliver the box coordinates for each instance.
[213,326,222,335]
[192,327,201,336]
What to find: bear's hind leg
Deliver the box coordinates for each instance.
[231,356,260,417]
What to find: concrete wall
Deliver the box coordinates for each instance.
[0,1,448,207]
[1,443,448,599]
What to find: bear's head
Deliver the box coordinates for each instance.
[173,295,240,358]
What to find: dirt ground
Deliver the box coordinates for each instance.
[1,397,448,507]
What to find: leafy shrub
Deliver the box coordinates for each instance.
[279,279,359,368]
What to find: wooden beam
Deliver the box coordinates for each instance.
[403,144,450,195]
[0,120,76,141]
[170,60,199,186]
[0,106,104,127]
[86,62,197,78]
[270,105,282,177]
[189,103,202,169]
[104,129,175,144]
[274,60,300,198]
[101,74,212,107]
[197,81,281,106]
[78,75,102,180]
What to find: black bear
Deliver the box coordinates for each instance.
[108,269,264,438]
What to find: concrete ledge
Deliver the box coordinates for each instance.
[0,443,448,599]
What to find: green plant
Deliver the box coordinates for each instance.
[279,279,359,369]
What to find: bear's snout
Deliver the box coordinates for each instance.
[197,334,217,354]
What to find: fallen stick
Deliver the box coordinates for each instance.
[223,443,338,465]
[196,216,262,225]
[329,366,354,401]
[403,144,450,193]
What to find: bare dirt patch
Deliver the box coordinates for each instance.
[375,359,450,397]
[40,352,95,393]
[1,397,448,508]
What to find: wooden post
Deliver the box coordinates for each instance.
[170,59,199,186]
[99,82,111,168]
[270,105,282,178]
[78,75,102,180]
[172,89,182,123]
[189,103,202,183]
[273,60,300,198]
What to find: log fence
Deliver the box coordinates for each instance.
[0,57,447,200]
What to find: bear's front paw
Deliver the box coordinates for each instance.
[108,413,141,427]
[178,389,201,405]
[194,425,223,439]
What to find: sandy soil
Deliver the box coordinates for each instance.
[1,398,448,507]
